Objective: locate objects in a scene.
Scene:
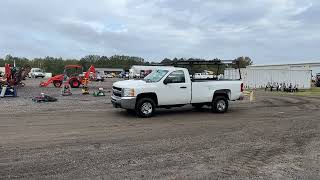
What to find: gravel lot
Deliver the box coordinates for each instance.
[1,78,320,179]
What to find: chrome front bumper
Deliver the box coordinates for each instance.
[111,95,136,110]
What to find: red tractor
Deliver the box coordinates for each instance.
[40,65,96,88]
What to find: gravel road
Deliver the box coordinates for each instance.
[0,78,319,179]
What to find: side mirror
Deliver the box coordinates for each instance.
[163,78,172,85]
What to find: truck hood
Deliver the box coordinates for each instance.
[113,80,147,88]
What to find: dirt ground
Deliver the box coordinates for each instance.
[0,78,320,180]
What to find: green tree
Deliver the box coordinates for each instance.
[233,56,253,68]
[160,58,172,64]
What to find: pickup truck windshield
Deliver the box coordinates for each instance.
[144,70,168,82]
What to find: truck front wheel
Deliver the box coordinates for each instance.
[212,96,228,113]
[136,98,156,118]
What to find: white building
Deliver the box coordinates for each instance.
[224,62,320,89]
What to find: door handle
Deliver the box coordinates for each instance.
[180,86,187,89]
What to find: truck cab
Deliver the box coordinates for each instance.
[112,67,244,118]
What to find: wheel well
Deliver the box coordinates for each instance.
[213,89,231,100]
[136,93,158,106]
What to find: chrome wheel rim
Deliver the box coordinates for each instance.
[141,102,152,115]
[217,100,226,111]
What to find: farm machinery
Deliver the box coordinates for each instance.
[40,65,96,88]
[0,63,31,97]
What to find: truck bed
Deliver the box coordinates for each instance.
[192,78,241,82]
[191,80,243,103]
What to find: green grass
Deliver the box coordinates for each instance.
[295,88,320,96]
[251,87,320,97]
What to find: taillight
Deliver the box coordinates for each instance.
[241,83,244,92]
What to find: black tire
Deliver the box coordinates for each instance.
[136,98,156,118]
[69,79,80,88]
[192,103,204,110]
[212,96,228,113]
[53,80,62,88]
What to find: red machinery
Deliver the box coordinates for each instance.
[1,63,31,86]
[40,65,96,88]
[0,63,31,97]
[4,64,11,83]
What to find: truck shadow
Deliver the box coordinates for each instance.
[155,107,240,117]
[114,106,239,119]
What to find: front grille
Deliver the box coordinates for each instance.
[113,86,122,91]
[112,86,122,97]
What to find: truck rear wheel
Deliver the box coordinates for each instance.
[70,79,80,88]
[212,96,228,113]
[136,98,156,118]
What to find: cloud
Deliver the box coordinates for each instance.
[0,0,319,64]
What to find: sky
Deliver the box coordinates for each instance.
[0,0,319,64]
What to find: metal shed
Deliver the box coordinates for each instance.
[95,68,124,75]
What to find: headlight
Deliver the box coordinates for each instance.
[122,88,135,97]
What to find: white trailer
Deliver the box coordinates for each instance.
[224,68,312,89]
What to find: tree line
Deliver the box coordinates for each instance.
[0,54,252,75]
[0,55,147,75]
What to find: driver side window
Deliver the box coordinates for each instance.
[165,70,185,83]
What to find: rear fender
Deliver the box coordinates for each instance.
[213,89,231,100]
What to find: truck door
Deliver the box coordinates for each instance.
[157,70,191,105]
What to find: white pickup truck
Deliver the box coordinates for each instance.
[111,67,244,117]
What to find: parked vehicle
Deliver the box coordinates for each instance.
[96,71,105,82]
[134,73,141,78]
[29,68,45,78]
[106,74,113,78]
[111,67,244,117]
[118,73,124,78]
